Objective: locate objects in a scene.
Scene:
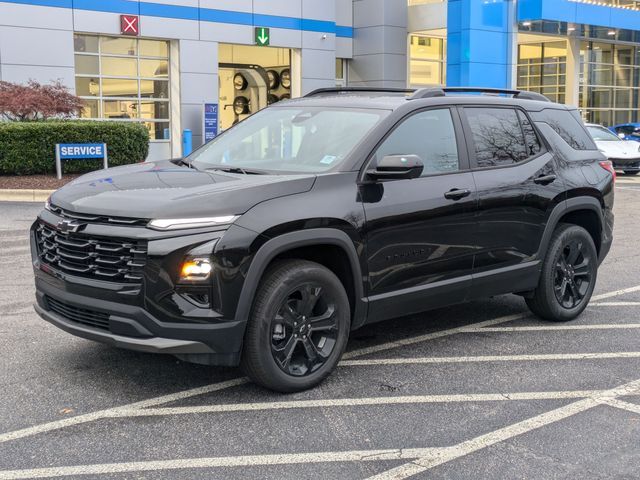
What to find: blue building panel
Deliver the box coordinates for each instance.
[447,0,514,89]
[518,0,640,31]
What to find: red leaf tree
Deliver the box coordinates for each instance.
[0,80,84,121]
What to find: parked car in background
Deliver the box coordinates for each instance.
[609,123,640,142]
[588,123,640,175]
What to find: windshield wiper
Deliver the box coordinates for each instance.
[206,166,264,175]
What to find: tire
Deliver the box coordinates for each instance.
[241,259,351,392]
[526,224,598,322]
[624,170,639,176]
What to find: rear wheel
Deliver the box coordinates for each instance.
[526,224,598,322]
[624,170,639,175]
[241,260,350,392]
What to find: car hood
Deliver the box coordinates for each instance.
[596,140,640,159]
[50,160,316,219]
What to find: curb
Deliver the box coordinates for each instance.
[0,189,53,203]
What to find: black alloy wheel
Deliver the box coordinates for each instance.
[242,260,350,392]
[526,224,598,321]
[554,239,593,309]
[270,284,338,376]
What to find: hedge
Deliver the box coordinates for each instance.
[0,121,149,175]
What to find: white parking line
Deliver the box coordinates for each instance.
[365,378,640,480]
[0,378,248,444]
[0,448,440,480]
[597,398,640,416]
[1,380,638,480]
[591,285,640,301]
[468,324,640,332]
[340,352,640,367]
[111,389,628,418]
[342,313,526,360]
[591,302,640,307]
[0,315,521,444]
[0,284,638,446]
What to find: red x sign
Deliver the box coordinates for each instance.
[120,15,139,36]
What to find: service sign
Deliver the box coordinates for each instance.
[203,103,218,143]
[58,143,106,159]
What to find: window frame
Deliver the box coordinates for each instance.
[459,105,549,172]
[359,106,471,182]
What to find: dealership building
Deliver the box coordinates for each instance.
[1,0,640,159]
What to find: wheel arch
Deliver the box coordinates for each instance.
[538,196,604,261]
[234,228,367,330]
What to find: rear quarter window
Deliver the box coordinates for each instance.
[531,109,597,151]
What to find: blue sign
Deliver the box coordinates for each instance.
[58,143,106,159]
[55,143,108,179]
[203,103,218,143]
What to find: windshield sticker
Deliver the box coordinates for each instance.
[320,155,337,165]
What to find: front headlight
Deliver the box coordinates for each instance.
[147,216,239,231]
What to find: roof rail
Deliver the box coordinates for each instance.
[410,87,550,102]
[304,87,415,97]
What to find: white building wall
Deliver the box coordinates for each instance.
[0,0,354,159]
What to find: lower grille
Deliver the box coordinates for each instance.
[46,297,110,331]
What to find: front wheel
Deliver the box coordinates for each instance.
[624,170,639,176]
[526,224,598,322]
[241,260,350,392]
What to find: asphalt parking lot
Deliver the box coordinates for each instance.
[1,176,640,480]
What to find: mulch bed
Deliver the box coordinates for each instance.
[0,175,81,190]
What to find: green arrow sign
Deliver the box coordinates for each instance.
[255,27,270,46]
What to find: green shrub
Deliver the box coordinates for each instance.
[0,121,149,175]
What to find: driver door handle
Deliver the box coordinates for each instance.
[534,174,557,185]
[444,188,472,200]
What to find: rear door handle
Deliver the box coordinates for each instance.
[444,188,472,200]
[533,174,557,185]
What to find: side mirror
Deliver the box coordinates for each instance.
[366,155,424,181]
[618,133,626,139]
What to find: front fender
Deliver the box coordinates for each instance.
[233,228,367,330]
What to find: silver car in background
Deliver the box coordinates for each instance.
[586,123,640,176]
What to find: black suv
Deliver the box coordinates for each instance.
[31,87,615,392]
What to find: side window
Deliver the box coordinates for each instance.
[531,109,597,150]
[465,108,528,168]
[374,109,459,176]
[517,110,542,157]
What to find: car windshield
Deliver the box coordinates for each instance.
[587,126,620,142]
[188,106,388,174]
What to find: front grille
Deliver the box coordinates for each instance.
[46,296,110,331]
[48,204,149,227]
[35,222,147,283]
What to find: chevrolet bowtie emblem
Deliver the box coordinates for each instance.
[56,219,82,234]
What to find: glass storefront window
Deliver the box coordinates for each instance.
[580,41,640,125]
[100,37,137,56]
[517,41,567,104]
[74,34,171,141]
[409,35,446,87]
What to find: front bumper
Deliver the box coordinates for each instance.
[609,158,640,170]
[34,278,245,365]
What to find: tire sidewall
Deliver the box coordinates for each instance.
[248,262,350,391]
[541,225,598,320]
